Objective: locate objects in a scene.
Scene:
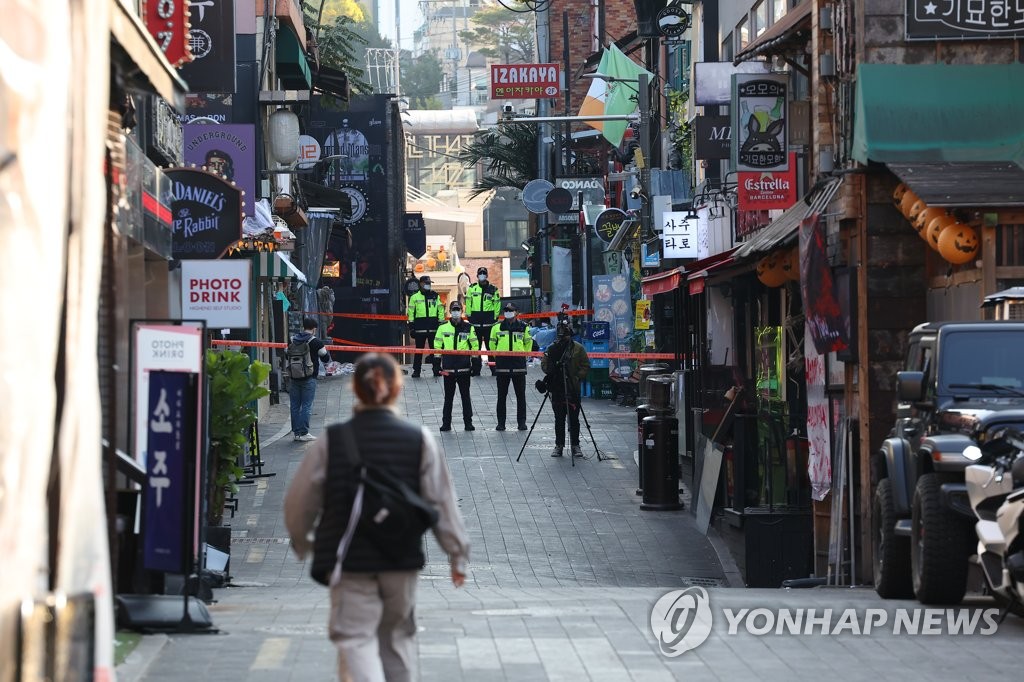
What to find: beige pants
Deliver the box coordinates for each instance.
[329,570,419,682]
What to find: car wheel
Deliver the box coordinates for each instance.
[911,473,972,605]
[873,479,913,599]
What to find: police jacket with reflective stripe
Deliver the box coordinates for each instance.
[489,319,533,373]
[407,290,444,332]
[465,282,500,325]
[433,320,478,373]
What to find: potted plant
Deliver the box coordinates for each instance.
[205,348,271,526]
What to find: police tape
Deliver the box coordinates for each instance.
[210,338,677,361]
[296,310,408,321]
[518,309,593,320]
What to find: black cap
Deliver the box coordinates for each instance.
[503,302,518,312]
[419,275,432,284]
[477,267,488,276]
[449,301,462,312]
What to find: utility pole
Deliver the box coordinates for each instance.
[638,71,652,248]
[536,2,551,308]
[394,0,401,96]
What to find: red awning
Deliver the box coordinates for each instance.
[684,249,739,295]
[640,267,683,296]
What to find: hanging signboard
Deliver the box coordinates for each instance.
[141,0,193,67]
[181,259,252,328]
[183,124,256,218]
[403,212,426,258]
[737,152,799,211]
[906,0,1024,40]
[143,370,198,574]
[661,211,699,259]
[694,115,732,160]
[694,61,771,106]
[166,168,244,259]
[594,208,628,244]
[554,177,604,224]
[178,0,237,93]
[490,63,560,99]
[731,73,789,172]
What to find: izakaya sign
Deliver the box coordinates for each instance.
[181,259,252,328]
[142,0,192,67]
[737,152,798,211]
[491,63,560,99]
[166,168,243,259]
[731,73,788,172]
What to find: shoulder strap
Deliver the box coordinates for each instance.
[328,421,365,587]
[338,421,363,467]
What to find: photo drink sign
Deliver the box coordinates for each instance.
[180,259,252,329]
[731,73,789,172]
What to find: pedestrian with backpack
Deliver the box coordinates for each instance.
[288,317,330,442]
[284,353,469,682]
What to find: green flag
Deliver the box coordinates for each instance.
[598,43,653,147]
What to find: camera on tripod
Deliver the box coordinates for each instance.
[534,378,548,395]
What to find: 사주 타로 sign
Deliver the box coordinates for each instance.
[166,168,243,259]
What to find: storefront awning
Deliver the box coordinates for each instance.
[733,178,843,260]
[733,4,812,65]
[687,250,738,295]
[853,63,1024,167]
[109,0,187,110]
[252,252,305,281]
[640,268,683,297]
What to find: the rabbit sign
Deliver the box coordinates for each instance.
[732,74,789,172]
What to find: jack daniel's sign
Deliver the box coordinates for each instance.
[166,168,243,259]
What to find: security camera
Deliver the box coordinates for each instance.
[501,104,516,121]
[630,183,643,200]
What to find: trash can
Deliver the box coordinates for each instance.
[635,403,652,496]
[638,364,671,403]
[641,413,683,511]
[647,375,674,410]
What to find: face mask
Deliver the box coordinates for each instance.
[478,275,486,282]
[503,312,515,320]
[450,312,462,321]
[422,284,431,291]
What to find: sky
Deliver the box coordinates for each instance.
[376,0,425,50]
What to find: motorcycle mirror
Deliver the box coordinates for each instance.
[963,445,983,462]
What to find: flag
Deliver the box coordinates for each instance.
[578,44,653,147]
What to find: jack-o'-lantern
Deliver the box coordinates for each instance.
[892,183,910,207]
[756,252,788,287]
[779,247,800,281]
[907,199,928,226]
[937,223,979,265]
[925,214,957,249]
[899,189,921,218]
[914,207,947,234]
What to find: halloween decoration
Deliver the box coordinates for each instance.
[937,223,979,265]
[925,214,957,249]
[899,189,921,218]
[756,251,788,287]
[914,207,947,234]
[780,247,800,281]
[892,183,910,207]
[907,199,928,226]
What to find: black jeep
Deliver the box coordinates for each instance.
[873,321,1024,604]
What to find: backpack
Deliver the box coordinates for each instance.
[287,336,315,379]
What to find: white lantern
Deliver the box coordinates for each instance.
[267,109,300,165]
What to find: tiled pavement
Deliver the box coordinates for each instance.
[123,366,1024,681]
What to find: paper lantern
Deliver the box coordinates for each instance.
[914,207,947,234]
[907,199,928,226]
[937,223,979,264]
[925,214,957,249]
[268,109,300,165]
[779,247,800,281]
[892,183,910,207]
[899,189,920,218]
[756,252,788,288]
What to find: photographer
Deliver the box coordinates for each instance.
[540,313,590,458]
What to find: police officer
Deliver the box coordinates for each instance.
[434,301,478,432]
[490,303,533,431]
[541,313,591,457]
[406,275,444,378]
[465,266,500,376]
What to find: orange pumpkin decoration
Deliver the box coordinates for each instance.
[907,199,928,226]
[892,183,910,207]
[914,207,947,234]
[899,189,921,218]
[937,223,979,265]
[756,252,788,287]
[779,247,800,281]
[925,214,957,249]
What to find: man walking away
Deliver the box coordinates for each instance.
[406,275,444,378]
[490,302,533,431]
[465,266,500,376]
[288,316,330,442]
[541,313,590,457]
[434,301,479,432]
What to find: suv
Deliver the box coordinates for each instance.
[873,321,1024,604]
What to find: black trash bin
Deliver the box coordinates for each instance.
[635,403,652,495]
[640,413,682,511]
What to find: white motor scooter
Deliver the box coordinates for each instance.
[963,427,1024,617]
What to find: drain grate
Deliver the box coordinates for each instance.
[231,537,289,544]
[680,576,724,588]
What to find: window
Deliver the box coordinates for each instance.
[753,1,768,38]
[737,17,750,51]
[773,0,788,23]
[721,33,734,61]
[487,219,529,252]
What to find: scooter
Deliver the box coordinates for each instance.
[963,426,1024,617]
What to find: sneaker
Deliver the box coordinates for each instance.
[495,425,506,432]
[550,446,564,458]
[296,433,316,442]
[517,424,528,431]
[464,424,476,432]
[571,444,583,458]
[440,424,452,432]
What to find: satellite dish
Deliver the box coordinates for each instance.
[521,179,555,214]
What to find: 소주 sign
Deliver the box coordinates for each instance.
[166,168,243,259]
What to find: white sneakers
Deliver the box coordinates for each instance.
[294,433,316,442]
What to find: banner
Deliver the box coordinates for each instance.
[167,168,244,259]
[592,274,634,377]
[799,215,849,354]
[183,124,256,217]
[143,371,196,574]
[732,73,788,172]
[403,212,426,258]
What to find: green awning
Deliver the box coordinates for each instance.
[853,63,1024,166]
[276,28,311,90]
